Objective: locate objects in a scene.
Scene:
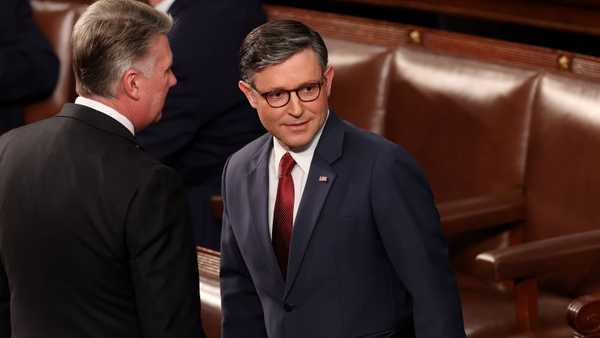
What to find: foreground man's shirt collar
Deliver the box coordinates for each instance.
[75,96,135,136]
[153,0,175,13]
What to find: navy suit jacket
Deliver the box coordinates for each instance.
[137,0,266,248]
[0,0,58,134]
[220,112,467,338]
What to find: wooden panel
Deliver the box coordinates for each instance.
[265,4,410,47]
[265,5,600,80]
[323,0,600,36]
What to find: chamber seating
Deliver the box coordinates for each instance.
[28,2,600,337]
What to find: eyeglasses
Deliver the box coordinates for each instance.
[253,79,324,108]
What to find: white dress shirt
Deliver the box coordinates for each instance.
[268,112,329,238]
[153,0,175,13]
[75,96,135,135]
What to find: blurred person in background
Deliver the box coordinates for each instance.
[1,0,59,135]
[139,0,266,250]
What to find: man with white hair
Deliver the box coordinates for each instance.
[0,0,204,337]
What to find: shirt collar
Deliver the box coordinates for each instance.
[74,96,135,135]
[153,0,176,13]
[272,111,329,175]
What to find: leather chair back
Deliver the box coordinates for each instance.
[525,73,600,296]
[326,38,392,133]
[386,46,537,203]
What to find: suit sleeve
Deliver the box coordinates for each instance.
[0,257,10,338]
[219,158,268,338]
[125,165,205,338]
[0,0,58,103]
[371,146,466,338]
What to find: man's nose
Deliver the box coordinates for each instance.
[287,92,303,117]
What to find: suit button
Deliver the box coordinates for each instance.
[283,303,295,312]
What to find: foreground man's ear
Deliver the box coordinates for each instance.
[122,68,142,101]
[324,66,334,98]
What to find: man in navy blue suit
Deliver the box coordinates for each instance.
[138,0,266,249]
[1,0,59,134]
[220,20,467,338]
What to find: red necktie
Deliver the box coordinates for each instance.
[273,152,296,278]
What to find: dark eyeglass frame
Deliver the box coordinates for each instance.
[252,77,325,108]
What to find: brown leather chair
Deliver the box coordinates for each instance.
[384,46,540,338]
[474,73,600,338]
[198,247,222,338]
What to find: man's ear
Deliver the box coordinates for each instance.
[121,68,141,100]
[323,66,334,98]
[238,80,258,109]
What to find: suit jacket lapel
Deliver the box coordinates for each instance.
[246,136,286,290]
[285,113,345,296]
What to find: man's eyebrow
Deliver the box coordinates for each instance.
[258,79,322,93]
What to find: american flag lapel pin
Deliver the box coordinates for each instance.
[318,176,328,183]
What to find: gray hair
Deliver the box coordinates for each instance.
[239,20,328,84]
[72,0,172,97]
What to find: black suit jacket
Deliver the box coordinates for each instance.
[0,0,59,134]
[137,0,266,249]
[0,104,204,338]
[220,112,466,338]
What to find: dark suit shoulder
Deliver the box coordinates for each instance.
[1,112,179,192]
[0,116,60,152]
[226,133,270,167]
[338,118,418,165]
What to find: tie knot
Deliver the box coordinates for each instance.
[279,152,296,177]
